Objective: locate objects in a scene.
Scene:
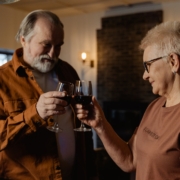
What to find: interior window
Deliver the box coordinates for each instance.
[0,49,13,66]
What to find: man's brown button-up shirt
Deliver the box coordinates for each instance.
[0,48,97,180]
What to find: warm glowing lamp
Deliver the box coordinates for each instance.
[80,51,94,68]
[81,52,87,63]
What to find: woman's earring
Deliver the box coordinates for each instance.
[173,71,176,75]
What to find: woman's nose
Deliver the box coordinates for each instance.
[142,70,149,80]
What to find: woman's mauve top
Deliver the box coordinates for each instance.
[136,97,180,180]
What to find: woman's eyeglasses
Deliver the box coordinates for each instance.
[143,55,169,73]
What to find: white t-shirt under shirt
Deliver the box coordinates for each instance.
[32,70,75,180]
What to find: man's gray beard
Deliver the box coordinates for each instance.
[31,55,58,73]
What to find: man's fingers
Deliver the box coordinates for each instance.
[36,91,69,119]
[41,92,67,106]
[43,91,66,98]
[43,103,66,111]
[44,97,67,106]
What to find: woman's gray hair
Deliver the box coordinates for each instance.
[139,21,180,56]
[15,9,64,42]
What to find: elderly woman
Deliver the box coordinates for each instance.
[75,21,180,180]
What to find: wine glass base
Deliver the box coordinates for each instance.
[47,126,62,133]
[74,127,91,132]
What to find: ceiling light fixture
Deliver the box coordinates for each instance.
[0,0,20,4]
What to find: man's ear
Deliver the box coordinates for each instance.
[169,53,180,73]
[20,36,26,47]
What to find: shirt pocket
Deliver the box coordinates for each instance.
[4,99,37,116]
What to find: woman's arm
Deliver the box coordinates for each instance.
[75,96,137,172]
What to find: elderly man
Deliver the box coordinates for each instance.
[0,10,97,180]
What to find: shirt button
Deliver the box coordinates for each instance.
[35,121,42,126]
[56,166,61,170]
[49,118,54,122]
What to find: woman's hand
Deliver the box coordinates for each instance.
[76,96,137,172]
[75,96,107,133]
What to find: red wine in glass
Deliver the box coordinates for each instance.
[47,81,74,133]
[74,95,92,105]
[59,96,72,106]
[74,80,92,132]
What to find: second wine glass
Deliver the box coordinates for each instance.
[47,81,74,133]
[74,80,92,132]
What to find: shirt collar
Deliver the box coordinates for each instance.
[12,48,33,73]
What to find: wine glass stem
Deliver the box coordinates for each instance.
[54,122,59,128]
[80,123,86,129]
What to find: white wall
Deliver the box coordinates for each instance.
[163,1,180,21]
[0,6,26,50]
[60,12,105,98]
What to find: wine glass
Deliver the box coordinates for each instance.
[74,80,92,132]
[47,81,74,133]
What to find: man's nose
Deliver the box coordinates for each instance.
[48,47,55,58]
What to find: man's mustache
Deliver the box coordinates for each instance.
[40,54,57,61]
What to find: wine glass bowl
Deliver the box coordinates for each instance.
[47,81,74,133]
[56,81,74,106]
[74,95,92,105]
[74,80,92,132]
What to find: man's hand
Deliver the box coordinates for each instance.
[36,91,67,120]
